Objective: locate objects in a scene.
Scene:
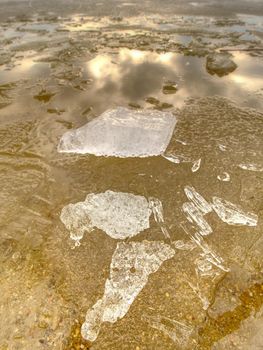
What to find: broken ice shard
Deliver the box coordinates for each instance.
[60,191,152,242]
[212,197,258,226]
[182,202,213,236]
[148,197,170,239]
[238,163,263,172]
[217,172,230,182]
[81,241,175,342]
[191,158,201,172]
[58,107,177,157]
[184,186,212,214]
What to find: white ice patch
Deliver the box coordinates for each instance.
[238,163,263,172]
[60,191,152,242]
[58,107,177,157]
[143,314,193,348]
[81,241,175,342]
[184,186,212,214]
[212,197,258,227]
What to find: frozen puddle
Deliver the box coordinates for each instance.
[81,241,175,341]
[58,107,177,157]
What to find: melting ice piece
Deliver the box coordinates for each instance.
[81,241,175,342]
[212,197,258,226]
[184,186,212,214]
[238,163,263,172]
[181,223,229,273]
[60,191,152,242]
[217,172,230,182]
[142,314,193,348]
[191,158,201,173]
[148,197,170,239]
[182,202,213,236]
[58,107,177,157]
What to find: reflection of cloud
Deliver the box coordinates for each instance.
[228,53,263,91]
[81,48,263,114]
[86,49,179,100]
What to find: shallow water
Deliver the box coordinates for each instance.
[0,2,263,350]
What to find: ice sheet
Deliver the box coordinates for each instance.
[81,241,175,341]
[58,107,177,157]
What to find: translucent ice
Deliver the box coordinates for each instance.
[217,172,230,182]
[182,202,213,236]
[238,163,263,172]
[184,186,212,214]
[148,197,170,239]
[191,158,201,172]
[181,224,229,273]
[163,153,191,164]
[60,191,152,242]
[81,241,175,342]
[58,107,177,157]
[212,197,258,226]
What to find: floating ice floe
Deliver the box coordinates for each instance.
[217,172,230,182]
[60,191,152,242]
[212,197,258,226]
[191,158,201,172]
[238,163,263,172]
[58,107,177,157]
[81,241,175,342]
[142,314,193,348]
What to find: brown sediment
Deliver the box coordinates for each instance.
[198,283,263,349]
[64,321,92,350]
